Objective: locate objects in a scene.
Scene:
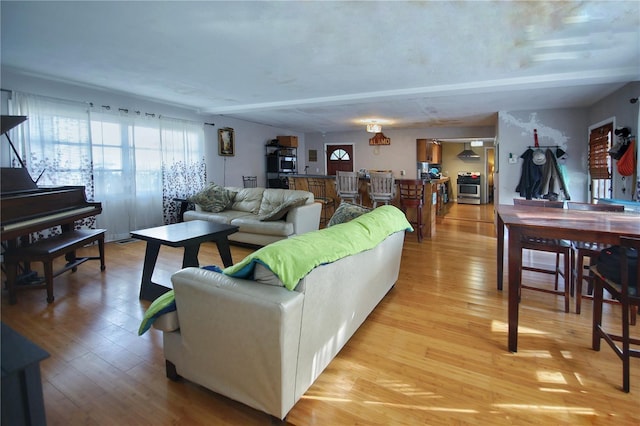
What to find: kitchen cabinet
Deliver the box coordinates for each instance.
[417,139,442,164]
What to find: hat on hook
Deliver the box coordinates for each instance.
[532,149,546,165]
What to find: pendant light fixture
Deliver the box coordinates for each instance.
[366,122,382,133]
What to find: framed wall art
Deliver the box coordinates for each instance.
[218,127,235,156]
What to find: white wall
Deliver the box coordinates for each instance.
[495,82,640,205]
[496,108,588,204]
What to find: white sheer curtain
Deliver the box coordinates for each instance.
[8,92,97,234]
[90,109,164,241]
[160,117,206,224]
[8,92,206,242]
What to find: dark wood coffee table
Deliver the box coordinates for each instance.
[131,220,239,301]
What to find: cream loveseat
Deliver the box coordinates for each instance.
[156,206,412,420]
[184,186,321,246]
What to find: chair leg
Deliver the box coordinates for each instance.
[576,252,585,314]
[592,277,604,351]
[563,250,570,313]
[622,296,631,392]
[554,253,561,291]
[416,206,423,243]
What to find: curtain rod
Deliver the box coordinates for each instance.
[6,89,211,126]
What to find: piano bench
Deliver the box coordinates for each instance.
[3,229,106,304]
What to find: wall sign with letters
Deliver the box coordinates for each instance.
[369,132,391,145]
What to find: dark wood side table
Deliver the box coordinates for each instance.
[131,220,239,301]
[1,323,50,426]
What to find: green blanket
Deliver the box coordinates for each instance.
[223,205,412,290]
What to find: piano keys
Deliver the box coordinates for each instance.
[1,182,102,242]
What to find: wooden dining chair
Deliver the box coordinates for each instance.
[591,235,640,392]
[566,202,626,315]
[513,198,572,313]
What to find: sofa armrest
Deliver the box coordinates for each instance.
[286,202,322,235]
[165,267,304,418]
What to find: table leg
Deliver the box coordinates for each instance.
[139,241,170,301]
[508,227,523,352]
[497,213,505,291]
[182,244,201,268]
[215,238,234,267]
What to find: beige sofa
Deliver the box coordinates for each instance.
[183,187,321,246]
[156,206,410,420]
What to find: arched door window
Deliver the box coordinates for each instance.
[326,145,354,175]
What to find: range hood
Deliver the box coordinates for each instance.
[457,143,480,159]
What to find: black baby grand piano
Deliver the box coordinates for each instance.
[1,115,105,304]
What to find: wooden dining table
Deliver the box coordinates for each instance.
[496,204,640,352]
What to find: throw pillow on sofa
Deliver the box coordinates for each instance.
[259,197,307,221]
[189,183,236,212]
[328,202,372,227]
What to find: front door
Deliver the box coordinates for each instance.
[326,144,354,176]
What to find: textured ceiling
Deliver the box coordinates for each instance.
[1,1,639,133]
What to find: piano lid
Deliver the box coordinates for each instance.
[1,115,27,135]
[1,115,35,191]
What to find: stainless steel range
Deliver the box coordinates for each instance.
[457,172,482,205]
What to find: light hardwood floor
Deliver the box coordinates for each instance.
[2,203,638,425]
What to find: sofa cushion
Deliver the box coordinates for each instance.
[254,263,286,287]
[231,216,294,236]
[260,197,308,221]
[189,183,236,212]
[230,188,265,214]
[328,202,372,227]
[258,189,313,216]
[184,210,253,224]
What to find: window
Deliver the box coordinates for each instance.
[330,148,350,161]
[588,123,613,202]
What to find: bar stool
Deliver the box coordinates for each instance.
[307,178,335,226]
[368,172,395,208]
[242,176,257,188]
[567,201,627,315]
[397,180,425,242]
[591,235,640,392]
[513,198,572,313]
[287,176,297,190]
[335,171,360,204]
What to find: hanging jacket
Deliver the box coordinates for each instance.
[540,148,571,200]
[515,148,543,199]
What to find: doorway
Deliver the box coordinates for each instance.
[326,144,354,175]
[484,147,495,203]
